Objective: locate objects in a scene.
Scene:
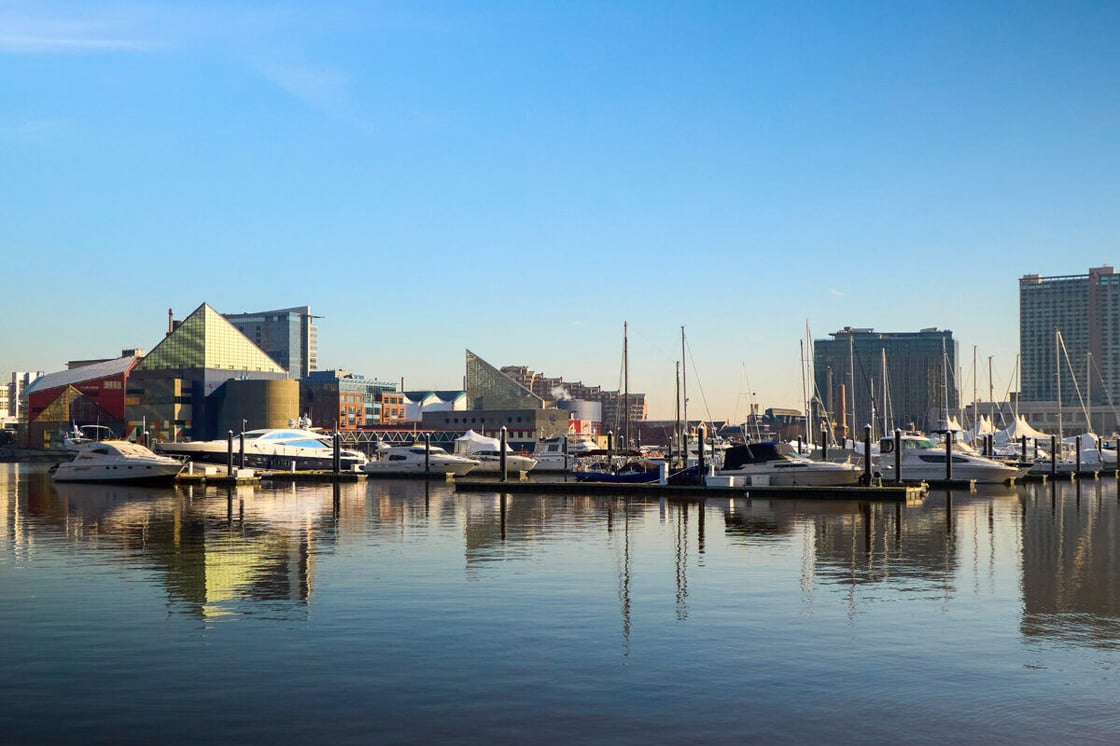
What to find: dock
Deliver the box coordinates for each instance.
[454,479,924,501]
[176,467,366,486]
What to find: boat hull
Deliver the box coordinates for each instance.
[469,455,538,473]
[158,443,366,471]
[716,463,863,487]
[52,462,184,483]
[363,460,477,477]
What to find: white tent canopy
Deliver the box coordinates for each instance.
[454,430,512,453]
[964,415,998,443]
[994,416,1049,445]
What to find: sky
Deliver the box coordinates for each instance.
[2,1,1118,421]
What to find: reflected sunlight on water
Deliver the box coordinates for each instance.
[2,463,1120,744]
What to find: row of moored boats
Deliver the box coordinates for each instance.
[50,422,1114,487]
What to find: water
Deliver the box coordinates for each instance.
[2,464,1119,744]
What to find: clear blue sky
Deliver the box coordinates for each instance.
[3,1,1118,421]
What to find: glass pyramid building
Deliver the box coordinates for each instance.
[128,303,290,440]
[465,350,544,410]
[136,303,286,374]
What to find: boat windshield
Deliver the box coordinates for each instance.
[903,437,937,450]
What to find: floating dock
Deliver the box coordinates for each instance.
[454,479,925,501]
[177,467,366,486]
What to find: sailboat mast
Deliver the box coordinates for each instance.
[988,355,995,428]
[1056,329,1063,440]
[881,348,888,437]
[801,339,810,445]
[1087,351,1092,434]
[681,325,687,452]
[675,360,681,463]
[624,321,630,450]
[848,332,856,446]
[941,338,949,431]
[972,345,977,434]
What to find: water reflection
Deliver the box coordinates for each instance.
[1019,479,1120,649]
[4,464,1120,652]
[2,466,374,620]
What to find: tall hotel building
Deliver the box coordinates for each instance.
[1019,267,1120,428]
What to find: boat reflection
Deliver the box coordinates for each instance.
[5,464,1120,650]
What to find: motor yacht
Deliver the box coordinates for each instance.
[363,444,480,477]
[532,436,599,472]
[453,430,538,473]
[51,440,185,483]
[878,434,1025,484]
[713,441,863,486]
[157,428,368,470]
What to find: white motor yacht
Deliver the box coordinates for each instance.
[51,440,185,483]
[878,434,1025,484]
[532,436,599,472]
[713,441,862,486]
[1027,442,1107,477]
[363,445,480,477]
[157,428,368,471]
[453,430,538,473]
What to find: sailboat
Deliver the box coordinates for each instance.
[1026,331,1107,476]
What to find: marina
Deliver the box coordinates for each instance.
[4,462,1120,743]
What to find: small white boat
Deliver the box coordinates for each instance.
[453,430,538,473]
[51,440,185,483]
[363,445,480,477]
[714,442,863,486]
[532,436,599,472]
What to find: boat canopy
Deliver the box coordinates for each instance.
[722,442,793,470]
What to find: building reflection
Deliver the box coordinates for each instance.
[1,469,373,619]
[1020,480,1120,647]
[5,463,1120,647]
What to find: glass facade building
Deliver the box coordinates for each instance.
[813,327,958,435]
[1020,267,1120,408]
[224,306,318,380]
[465,350,545,410]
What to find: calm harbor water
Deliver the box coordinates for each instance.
[2,463,1119,744]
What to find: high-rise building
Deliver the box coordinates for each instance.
[1019,267,1119,408]
[224,306,318,379]
[813,327,958,436]
[7,371,43,424]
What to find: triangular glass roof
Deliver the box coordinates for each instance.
[465,350,544,410]
[136,303,286,373]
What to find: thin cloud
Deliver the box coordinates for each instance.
[829,288,847,297]
[0,34,155,53]
[0,12,158,54]
[0,119,67,143]
[250,54,352,114]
